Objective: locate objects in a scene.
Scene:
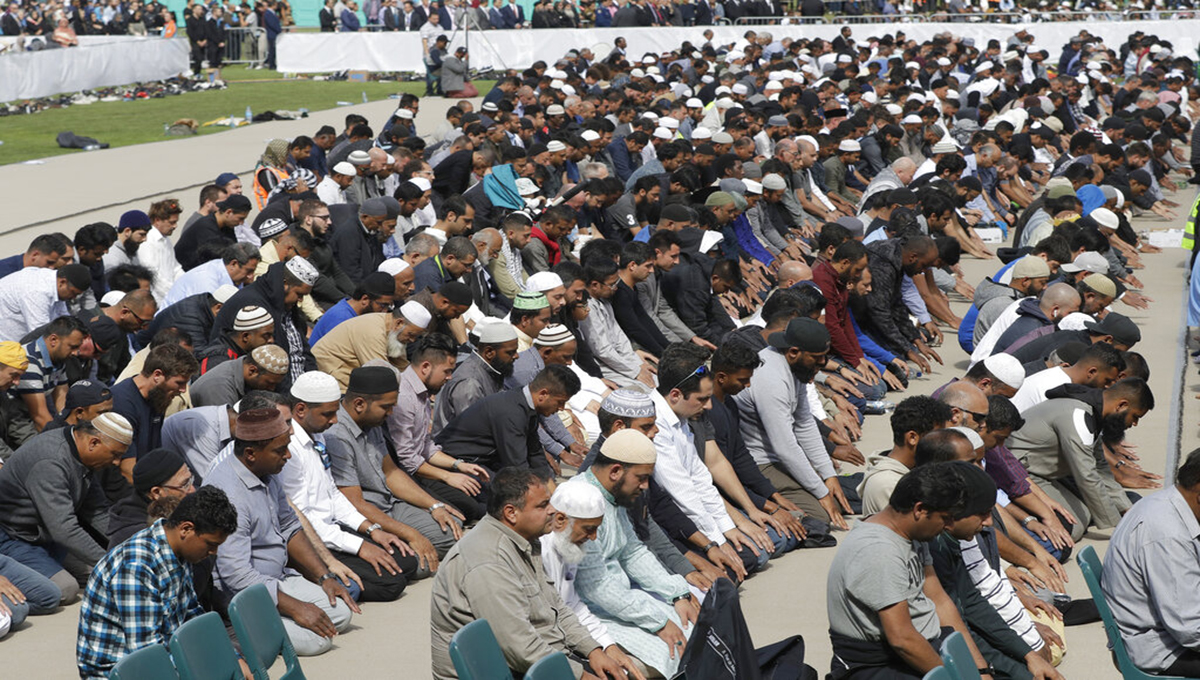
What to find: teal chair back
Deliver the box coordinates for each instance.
[168,612,243,680]
[939,632,981,680]
[229,584,307,680]
[1076,545,1192,680]
[923,666,957,680]
[110,643,179,680]
[524,651,573,680]
[449,619,512,680]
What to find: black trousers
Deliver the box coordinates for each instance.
[420,477,486,523]
[330,543,418,602]
[1165,649,1200,677]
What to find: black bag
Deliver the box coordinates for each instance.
[679,578,818,680]
[55,131,108,150]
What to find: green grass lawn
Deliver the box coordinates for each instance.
[0,66,493,166]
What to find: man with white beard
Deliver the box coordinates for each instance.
[541,479,647,680]
[574,429,700,679]
[312,300,431,391]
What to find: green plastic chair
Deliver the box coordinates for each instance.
[939,631,980,680]
[449,619,512,680]
[229,584,307,680]
[923,666,958,680]
[524,651,573,680]
[168,612,243,680]
[110,643,179,680]
[1077,545,1194,680]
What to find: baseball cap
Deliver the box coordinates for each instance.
[1059,251,1108,274]
[1083,312,1141,346]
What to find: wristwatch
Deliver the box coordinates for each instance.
[702,541,720,554]
[429,502,446,514]
[451,459,461,471]
[1020,516,1037,527]
[317,572,337,584]
[366,523,382,535]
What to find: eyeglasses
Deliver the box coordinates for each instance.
[962,408,989,425]
[312,213,331,221]
[124,305,153,328]
[668,364,709,393]
[162,476,195,492]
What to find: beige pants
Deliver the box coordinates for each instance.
[1027,607,1066,666]
[758,463,831,522]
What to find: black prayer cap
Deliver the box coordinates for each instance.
[348,365,399,395]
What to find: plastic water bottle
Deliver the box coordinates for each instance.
[163,122,169,134]
[245,106,253,123]
[863,400,895,416]
[362,91,368,104]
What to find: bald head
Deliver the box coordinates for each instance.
[1039,282,1082,321]
[778,260,813,288]
[937,381,989,431]
[775,139,797,155]
[892,157,917,184]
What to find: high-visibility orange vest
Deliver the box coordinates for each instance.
[252,165,288,210]
[163,19,176,38]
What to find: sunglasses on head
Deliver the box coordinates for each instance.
[669,364,709,393]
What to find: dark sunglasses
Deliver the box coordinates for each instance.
[669,364,709,393]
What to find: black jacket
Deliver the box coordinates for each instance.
[138,292,216,350]
[662,258,735,345]
[862,239,920,357]
[434,388,550,474]
[993,298,1052,354]
[327,204,384,285]
[613,279,669,356]
[210,262,315,387]
[175,215,236,271]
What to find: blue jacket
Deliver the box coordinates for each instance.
[262,8,282,37]
[594,6,612,26]
[605,138,641,182]
[340,8,361,30]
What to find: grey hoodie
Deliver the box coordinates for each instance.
[972,277,1022,344]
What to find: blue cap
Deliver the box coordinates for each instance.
[118,210,151,231]
[215,172,240,187]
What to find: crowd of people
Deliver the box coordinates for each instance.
[0,18,1196,680]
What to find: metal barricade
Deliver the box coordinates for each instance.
[221,27,267,66]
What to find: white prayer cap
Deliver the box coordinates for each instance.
[378,258,411,276]
[332,161,357,176]
[686,97,704,108]
[213,284,238,304]
[547,140,567,153]
[100,290,125,307]
[399,301,432,329]
[660,117,679,130]
[902,114,923,125]
[291,371,342,403]
[691,128,713,140]
[653,127,673,140]
[581,130,601,142]
[714,85,733,95]
[949,425,985,451]
[765,81,783,92]
[931,137,959,154]
[742,178,763,195]
[476,319,517,344]
[551,478,606,518]
[599,428,657,465]
[409,177,432,192]
[715,97,736,110]
[396,108,414,120]
[527,272,564,292]
[641,111,660,121]
[700,231,724,253]
[731,83,750,95]
[861,91,878,104]
[982,353,1025,390]
[886,104,904,116]
[516,177,540,196]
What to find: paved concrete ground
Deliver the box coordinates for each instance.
[0,99,1193,676]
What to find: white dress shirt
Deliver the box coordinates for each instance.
[317,176,347,206]
[164,258,235,307]
[140,226,184,306]
[649,390,736,544]
[279,423,370,555]
[0,267,68,342]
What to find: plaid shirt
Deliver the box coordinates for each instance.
[76,520,202,680]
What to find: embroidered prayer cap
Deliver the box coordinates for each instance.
[250,344,290,376]
[92,412,134,446]
[513,292,549,311]
[600,388,655,419]
[233,305,275,332]
[285,256,319,286]
[534,324,574,347]
[236,407,290,441]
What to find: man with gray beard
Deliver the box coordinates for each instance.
[468,228,511,318]
[540,476,646,680]
[312,300,432,391]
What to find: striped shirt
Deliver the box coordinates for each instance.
[15,337,67,396]
[76,520,202,679]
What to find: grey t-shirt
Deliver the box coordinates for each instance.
[826,522,939,641]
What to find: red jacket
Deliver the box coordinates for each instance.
[813,260,864,366]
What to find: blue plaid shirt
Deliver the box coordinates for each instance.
[76,520,202,679]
